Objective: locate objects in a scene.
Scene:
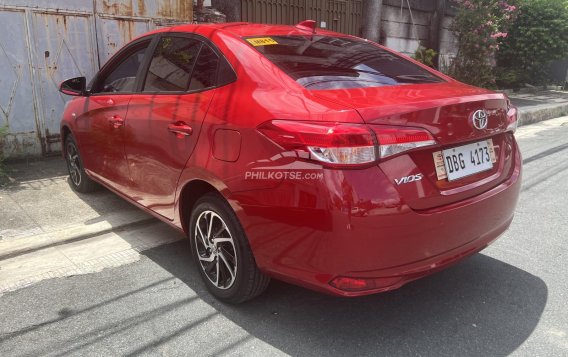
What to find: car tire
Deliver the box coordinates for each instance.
[190,192,270,303]
[64,135,99,193]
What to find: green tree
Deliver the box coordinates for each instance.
[497,0,568,87]
[449,0,519,88]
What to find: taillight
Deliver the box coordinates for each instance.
[257,120,377,166]
[257,120,437,167]
[371,126,437,159]
[506,106,518,133]
[505,96,518,133]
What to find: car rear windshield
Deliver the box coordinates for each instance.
[245,35,444,90]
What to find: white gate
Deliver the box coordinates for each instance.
[31,11,99,152]
[0,0,192,158]
[0,8,39,156]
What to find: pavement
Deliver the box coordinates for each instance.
[0,115,567,356]
[507,90,568,126]
[0,159,182,294]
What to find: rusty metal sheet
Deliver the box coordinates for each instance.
[97,0,193,20]
[0,9,42,157]
[31,11,98,154]
[0,0,93,12]
[0,1,194,158]
[96,16,152,65]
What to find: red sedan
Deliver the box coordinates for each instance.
[59,21,521,303]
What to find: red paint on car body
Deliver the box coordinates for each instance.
[61,22,521,296]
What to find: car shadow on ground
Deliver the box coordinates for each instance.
[143,240,548,356]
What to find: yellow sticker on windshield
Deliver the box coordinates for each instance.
[246,37,278,46]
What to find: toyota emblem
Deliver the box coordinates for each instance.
[472,109,488,130]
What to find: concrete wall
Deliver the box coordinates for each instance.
[439,14,458,72]
[380,0,456,60]
[382,0,432,55]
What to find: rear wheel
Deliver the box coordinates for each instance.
[65,135,98,193]
[190,193,269,303]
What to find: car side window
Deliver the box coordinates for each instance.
[143,36,202,92]
[97,42,150,93]
[188,44,219,91]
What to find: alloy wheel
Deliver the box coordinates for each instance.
[194,210,238,290]
[66,142,82,187]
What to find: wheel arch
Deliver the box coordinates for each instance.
[178,179,224,234]
[60,125,73,156]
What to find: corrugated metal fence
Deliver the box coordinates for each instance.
[241,0,362,36]
[0,0,192,159]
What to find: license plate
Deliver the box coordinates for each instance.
[433,139,496,181]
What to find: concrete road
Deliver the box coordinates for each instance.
[1,117,568,356]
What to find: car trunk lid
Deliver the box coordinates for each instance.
[311,82,516,210]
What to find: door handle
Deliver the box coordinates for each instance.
[108,115,124,128]
[168,122,193,138]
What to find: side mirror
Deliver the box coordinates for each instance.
[59,77,87,96]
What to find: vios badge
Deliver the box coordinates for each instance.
[472,109,488,130]
[395,174,423,185]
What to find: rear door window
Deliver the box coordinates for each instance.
[143,36,202,92]
[188,44,219,91]
[245,35,444,90]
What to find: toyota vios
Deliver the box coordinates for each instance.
[59,21,521,303]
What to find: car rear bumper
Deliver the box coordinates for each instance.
[231,144,522,297]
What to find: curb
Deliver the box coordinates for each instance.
[0,217,158,262]
[0,218,184,295]
[518,103,568,127]
[0,249,142,295]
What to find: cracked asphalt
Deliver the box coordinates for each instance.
[1,117,567,356]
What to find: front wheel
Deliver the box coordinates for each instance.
[65,135,99,193]
[190,193,269,303]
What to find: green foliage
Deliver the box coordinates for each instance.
[494,66,520,88]
[413,46,438,68]
[497,0,568,87]
[449,0,519,88]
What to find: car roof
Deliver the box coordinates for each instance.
[168,22,349,39]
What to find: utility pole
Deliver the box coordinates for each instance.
[361,0,383,42]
